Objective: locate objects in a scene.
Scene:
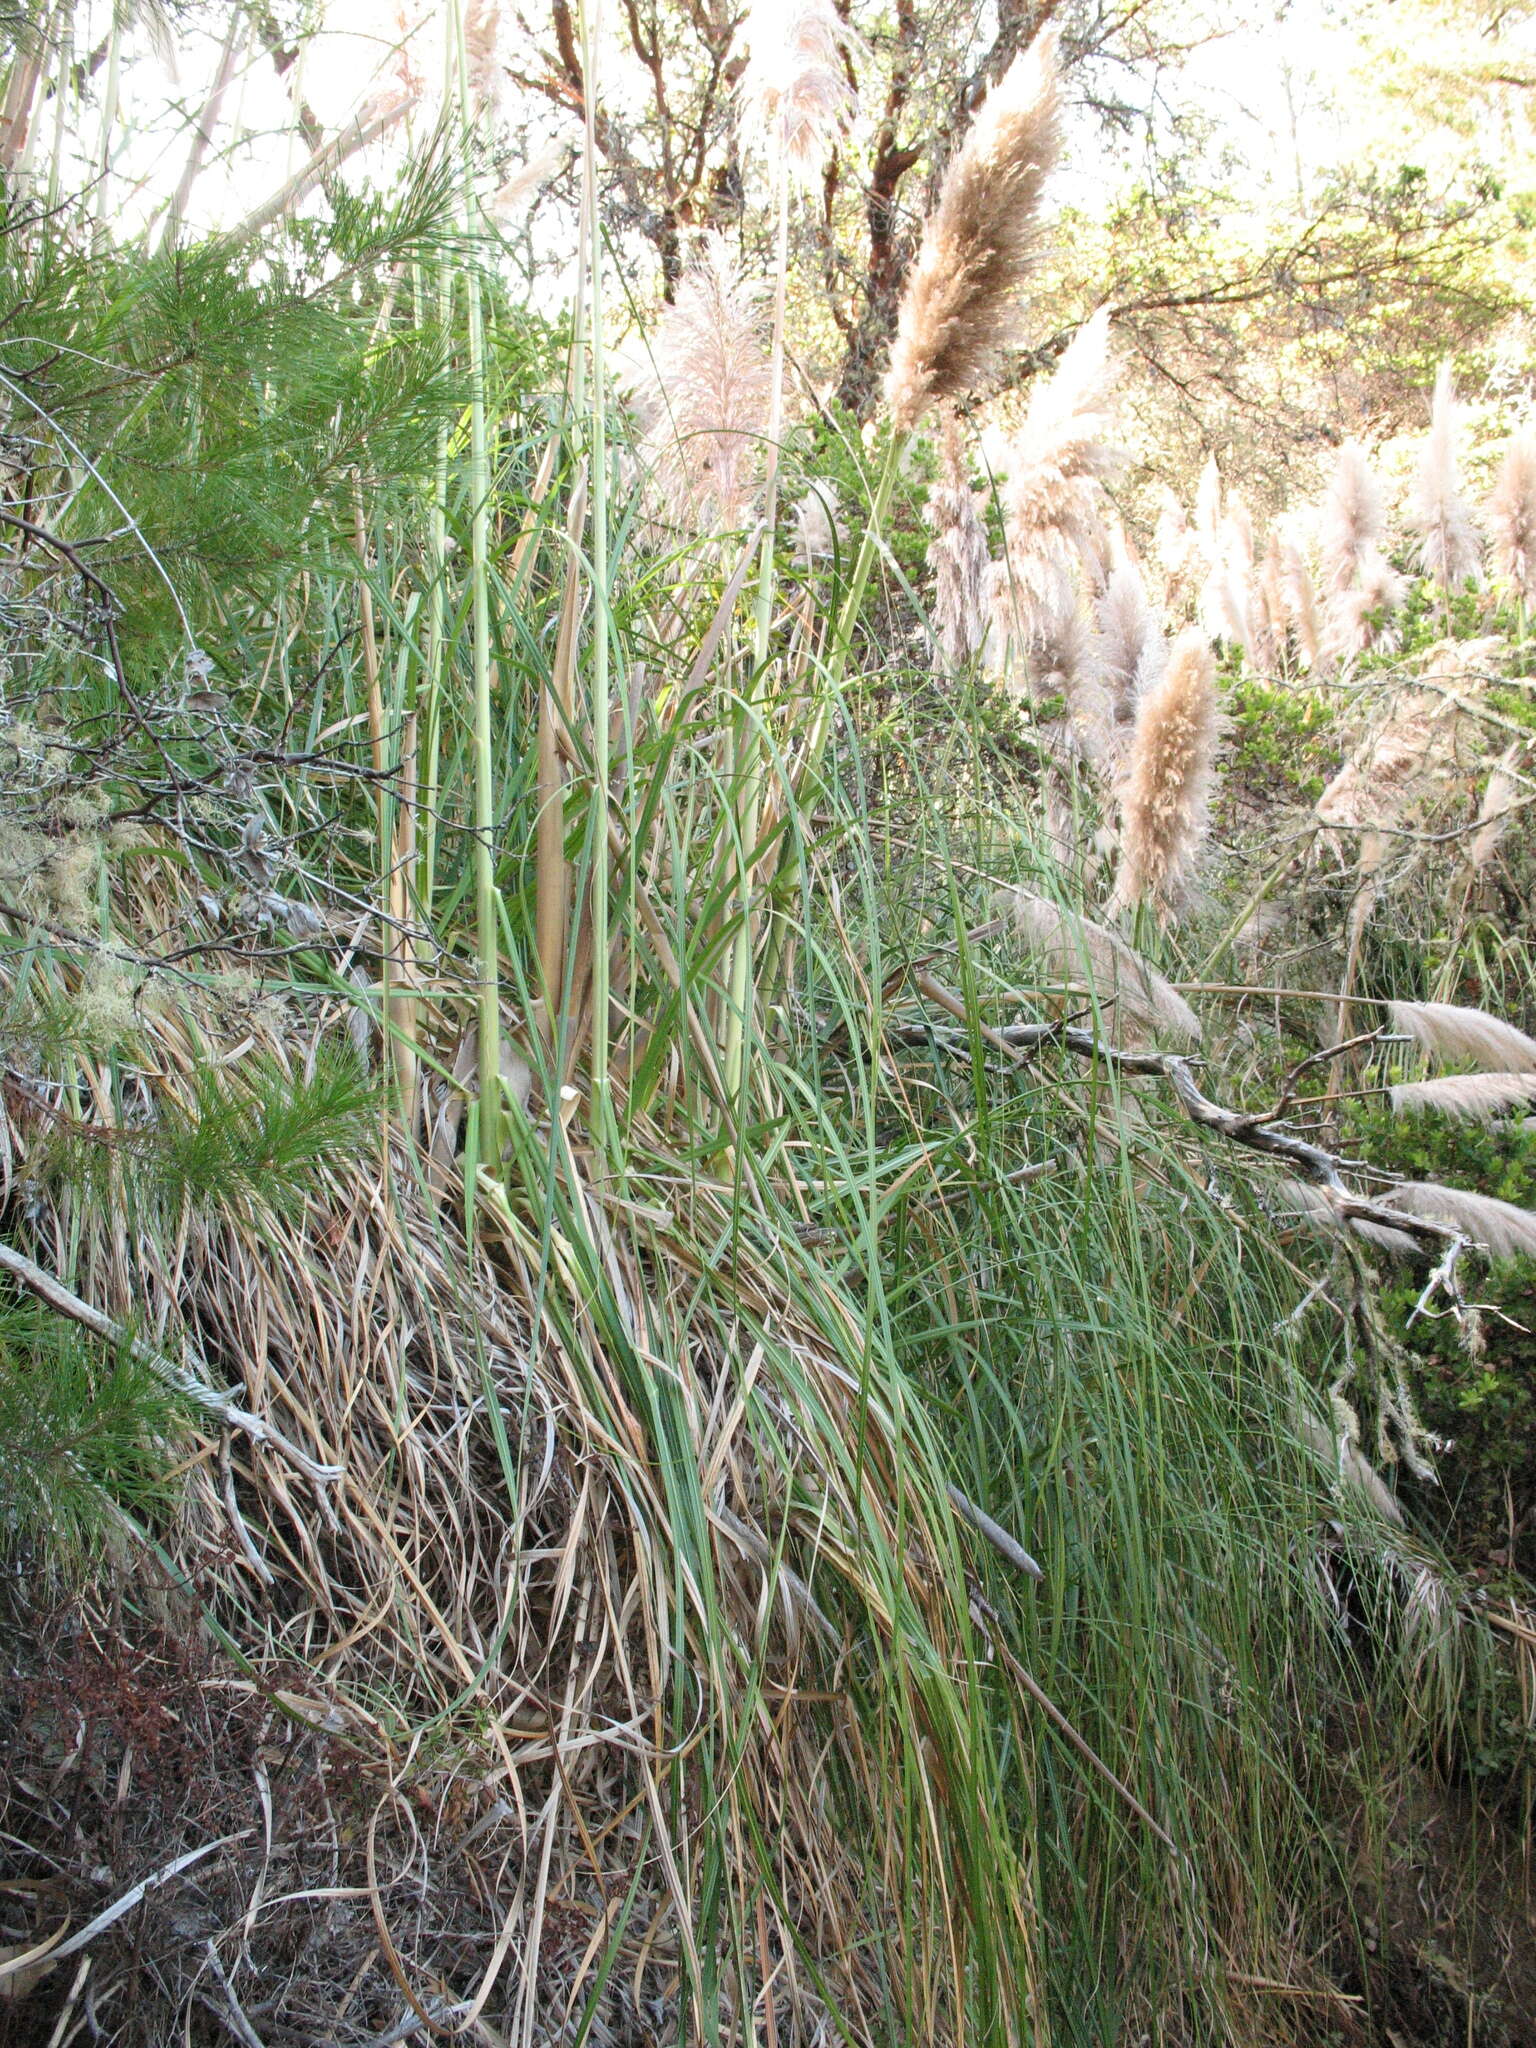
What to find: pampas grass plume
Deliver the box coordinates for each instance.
[640,234,774,532]
[1389,1074,1536,1120]
[1381,1181,1536,1261]
[927,412,991,664]
[737,0,858,186]
[1001,888,1203,1044]
[1194,454,1221,562]
[1388,999,1536,1074]
[1321,441,1386,596]
[1109,628,1219,919]
[996,307,1122,648]
[1280,526,1323,671]
[1487,429,1536,612]
[793,479,845,566]
[1409,361,1482,593]
[1096,542,1164,726]
[884,29,1061,431]
[1469,745,1523,874]
[1272,1177,1424,1259]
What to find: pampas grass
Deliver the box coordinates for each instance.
[736,0,858,185]
[640,233,774,533]
[1321,441,1388,597]
[884,28,1061,431]
[1326,552,1409,662]
[1026,586,1112,755]
[1389,1074,1536,1119]
[1409,360,1482,595]
[1314,691,1455,834]
[1153,484,1200,615]
[1388,999,1536,1073]
[1280,525,1323,671]
[1200,492,1257,655]
[1108,628,1219,920]
[1487,429,1536,613]
[1318,440,1406,658]
[1001,887,1203,1044]
[996,307,1122,649]
[1380,1181,1536,1261]
[1194,452,1222,563]
[793,478,845,566]
[1096,540,1164,727]
[1469,745,1523,874]
[1254,529,1286,674]
[1272,1177,1424,1259]
[926,411,991,664]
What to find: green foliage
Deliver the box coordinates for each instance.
[37,1045,378,1222]
[0,1303,186,1565]
[1345,1097,1536,1566]
[1226,672,1336,801]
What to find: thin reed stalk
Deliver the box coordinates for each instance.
[453,0,503,1170]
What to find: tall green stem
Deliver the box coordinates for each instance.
[757,430,907,998]
[453,0,502,1168]
[579,0,615,1149]
[722,161,792,1112]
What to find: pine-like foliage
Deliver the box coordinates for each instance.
[1109,629,1220,919]
[1409,361,1483,593]
[885,28,1061,431]
[0,1306,185,1564]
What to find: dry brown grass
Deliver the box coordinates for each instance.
[0,842,1016,2045]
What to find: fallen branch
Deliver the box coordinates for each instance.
[906,972,1468,1261]
[0,1240,342,1482]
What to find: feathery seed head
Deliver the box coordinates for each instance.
[1001,889,1203,1045]
[884,28,1062,432]
[1096,543,1163,725]
[1469,745,1523,874]
[736,0,859,186]
[639,235,774,534]
[1109,628,1219,920]
[1388,999,1536,1074]
[1194,454,1222,561]
[792,479,846,566]
[996,308,1123,649]
[1324,547,1408,662]
[1409,361,1482,592]
[1320,440,1387,596]
[926,412,992,665]
[1280,529,1323,671]
[1389,1073,1536,1120]
[1381,1180,1536,1261]
[1487,429,1536,610]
